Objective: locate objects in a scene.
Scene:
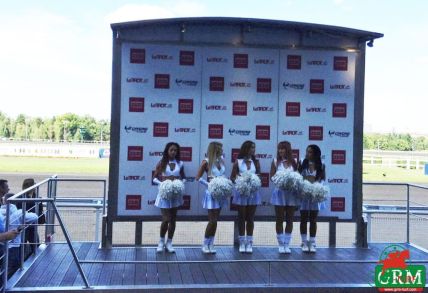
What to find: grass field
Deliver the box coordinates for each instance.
[1,156,427,183]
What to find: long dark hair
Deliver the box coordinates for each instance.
[160,142,181,171]
[237,140,256,161]
[277,141,297,171]
[298,144,324,181]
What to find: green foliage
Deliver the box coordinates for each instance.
[364,133,428,151]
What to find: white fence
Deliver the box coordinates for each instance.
[363,150,428,170]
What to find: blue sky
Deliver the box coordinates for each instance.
[1,0,427,133]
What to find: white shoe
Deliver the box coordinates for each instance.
[246,242,253,254]
[284,245,291,254]
[201,245,210,254]
[278,245,286,254]
[209,245,216,254]
[309,242,316,253]
[156,241,164,253]
[301,241,309,253]
[239,242,246,253]
[165,242,175,253]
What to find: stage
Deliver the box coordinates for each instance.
[6,242,428,292]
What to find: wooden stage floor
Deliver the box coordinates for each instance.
[6,242,428,292]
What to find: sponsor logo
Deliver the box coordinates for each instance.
[129,97,144,112]
[233,101,247,116]
[175,79,198,87]
[260,173,270,188]
[334,56,348,71]
[210,76,224,91]
[206,105,227,110]
[330,84,351,90]
[231,148,240,163]
[178,99,194,114]
[149,151,163,157]
[154,74,170,89]
[126,195,141,210]
[287,55,301,69]
[332,150,346,164]
[254,58,274,65]
[207,57,228,63]
[309,126,323,141]
[257,78,272,93]
[286,102,300,117]
[127,146,143,161]
[180,50,195,66]
[229,128,251,136]
[130,48,145,64]
[147,199,156,205]
[256,125,270,140]
[178,195,191,210]
[328,178,349,184]
[253,106,274,112]
[152,54,173,60]
[126,77,149,83]
[282,130,303,136]
[123,175,145,181]
[310,79,324,94]
[150,102,172,109]
[329,131,351,138]
[174,128,196,133]
[255,154,273,160]
[306,107,326,113]
[332,103,347,118]
[153,122,169,137]
[307,60,327,66]
[208,124,223,139]
[234,53,248,68]
[124,126,148,134]
[230,82,251,88]
[180,147,192,162]
[331,197,345,212]
[283,82,305,90]
[292,149,300,162]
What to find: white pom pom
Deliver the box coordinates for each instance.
[235,172,261,198]
[271,169,303,192]
[208,176,234,201]
[159,179,185,200]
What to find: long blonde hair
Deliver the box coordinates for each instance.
[206,142,223,176]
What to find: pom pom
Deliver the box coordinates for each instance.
[235,172,261,198]
[159,179,185,200]
[298,180,329,202]
[208,176,234,201]
[271,169,303,192]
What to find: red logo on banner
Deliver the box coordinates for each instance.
[287,55,301,70]
[234,53,248,68]
[178,99,194,114]
[181,147,192,162]
[257,78,272,93]
[309,126,323,141]
[256,125,270,140]
[178,195,191,210]
[286,102,301,117]
[129,97,144,112]
[233,101,247,116]
[127,146,143,161]
[334,56,348,71]
[260,173,270,187]
[210,76,224,91]
[332,150,346,164]
[180,50,195,66]
[154,74,170,89]
[130,48,145,64]
[231,148,240,163]
[331,197,345,212]
[153,122,169,137]
[310,79,324,94]
[292,149,300,162]
[208,124,223,139]
[332,103,347,118]
[126,195,141,210]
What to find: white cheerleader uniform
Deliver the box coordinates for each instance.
[232,159,262,206]
[202,158,227,209]
[154,160,184,209]
[270,158,301,206]
[300,167,326,211]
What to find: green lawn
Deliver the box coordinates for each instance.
[363,164,428,184]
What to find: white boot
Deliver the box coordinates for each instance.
[309,237,316,253]
[208,236,216,254]
[165,239,175,253]
[301,234,309,252]
[246,236,253,254]
[202,238,210,254]
[277,234,285,254]
[156,237,165,253]
[238,236,246,253]
[284,233,291,254]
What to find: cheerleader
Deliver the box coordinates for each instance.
[153,142,186,253]
[270,141,299,254]
[195,142,227,254]
[230,140,261,253]
[298,144,325,253]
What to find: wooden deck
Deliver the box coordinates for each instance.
[6,242,428,292]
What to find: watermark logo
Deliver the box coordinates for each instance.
[375,244,426,291]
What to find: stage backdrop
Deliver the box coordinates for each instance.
[117,43,355,219]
